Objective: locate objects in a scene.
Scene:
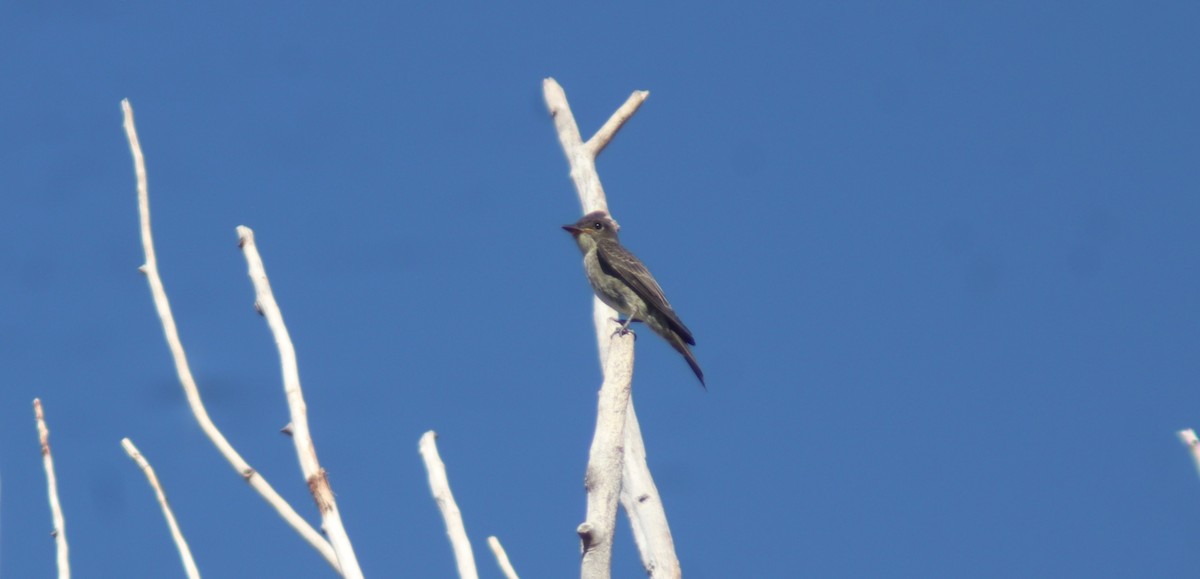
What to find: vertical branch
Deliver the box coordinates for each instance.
[544,79,610,217]
[577,333,635,578]
[237,226,362,579]
[121,439,200,579]
[419,431,479,579]
[486,536,520,579]
[619,404,680,579]
[120,99,340,572]
[544,78,680,578]
[34,399,69,579]
[545,79,622,357]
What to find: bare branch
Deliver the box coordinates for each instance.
[34,399,69,579]
[544,78,610,217]
[619,405,680,579]
[120,99,340,572]
[486,536,520,579]
[578,333,635,578]
[543,79,681,577]
[237,225,362,579]
[586,90,649,158]
[419,431,479,579]
[121,439,200,579]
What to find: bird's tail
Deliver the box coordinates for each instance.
[666,330,706,389]
[646,313,706,388]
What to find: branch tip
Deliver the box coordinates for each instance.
[487,536,521,579]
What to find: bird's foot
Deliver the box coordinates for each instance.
[609,321,637,340]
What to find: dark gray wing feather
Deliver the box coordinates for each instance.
[595,239,695,346]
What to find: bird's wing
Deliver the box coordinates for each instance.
[596,240,695,346]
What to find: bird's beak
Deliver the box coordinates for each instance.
[562,225,582,236]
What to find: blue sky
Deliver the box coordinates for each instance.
[2,2,1199,577]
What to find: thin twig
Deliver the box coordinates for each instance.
[121,438,200,579]
[120,99,340,572]
[237,225,362,578]
[34,399,69,579]
[486,536,520,579]
[544,78,681,578]
[419,431,479,579]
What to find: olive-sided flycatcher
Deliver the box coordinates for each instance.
[563,211,705,387]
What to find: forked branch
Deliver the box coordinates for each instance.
[237,226,363,578]
[121,99,339,572]
[543,78,681,578]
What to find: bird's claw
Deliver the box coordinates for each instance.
[610,324,636,340]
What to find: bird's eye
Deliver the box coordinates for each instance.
[592,222,603,230]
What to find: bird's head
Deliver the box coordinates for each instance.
[562,211,620,245]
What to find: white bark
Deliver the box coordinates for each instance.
[619,404,680,579]
[543,78,681,578]
[419,431,479,579]
[121,438,200,579]
[120,99,340,573]
[34,399,69,579]
[586,90,650,159]
[577,333,635,579]
[237,226,363,579]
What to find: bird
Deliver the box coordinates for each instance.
[562,210,705,387]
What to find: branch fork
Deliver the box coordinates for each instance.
[544,78,681,579]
